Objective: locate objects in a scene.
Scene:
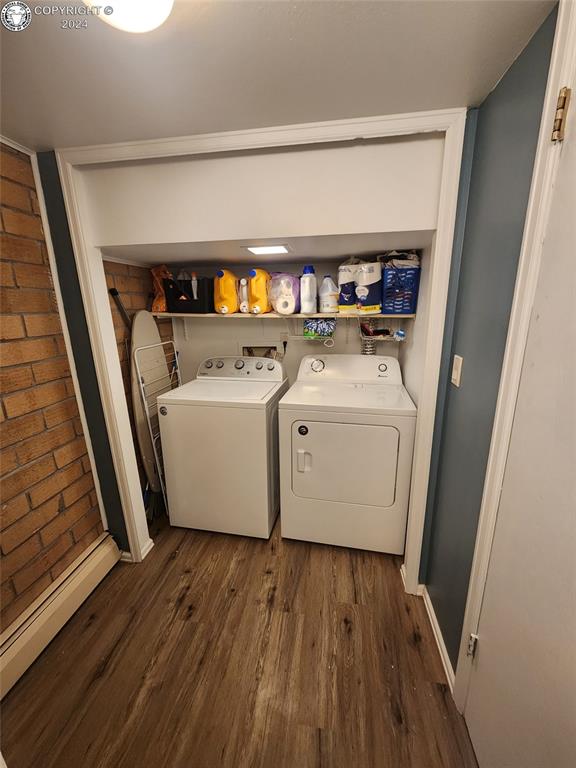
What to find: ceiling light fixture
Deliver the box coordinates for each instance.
[84,0,174,34]
[246,245,289,256]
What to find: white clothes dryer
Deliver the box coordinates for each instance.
[279,355,416,554]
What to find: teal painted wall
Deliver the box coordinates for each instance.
[422,8,557,666]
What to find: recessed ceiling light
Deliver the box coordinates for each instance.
[246,245,289,255]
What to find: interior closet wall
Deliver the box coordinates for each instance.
[420,8,557,666]
[0,144,103,631]
[172,314,368,385]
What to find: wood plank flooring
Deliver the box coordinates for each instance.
[1,521,477,768]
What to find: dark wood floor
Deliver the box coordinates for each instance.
[2,520,477,768]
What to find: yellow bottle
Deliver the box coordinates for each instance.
[214,269,239,314]
[248,268,271,314]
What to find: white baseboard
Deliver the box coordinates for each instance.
[0,534,120,698]
[422,586,455,691]
[400,563,425,596]
[120,536,154,563]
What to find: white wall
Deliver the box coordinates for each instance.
[77,135,444,247]
[173,316,400,385]
[399,243,433,406]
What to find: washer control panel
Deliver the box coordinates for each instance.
[197,356,284,381]
[297,354,403,384]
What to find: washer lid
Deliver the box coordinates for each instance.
[279,381,416,416]
[158,378,280,407]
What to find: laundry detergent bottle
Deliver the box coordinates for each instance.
[214,269,239,314]
[300,265,317,314]
[238,278,250,313]
[248,268,271,314]
[319,275,339,313]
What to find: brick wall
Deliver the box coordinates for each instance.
[103,261,172,487]
[1,145,103,632]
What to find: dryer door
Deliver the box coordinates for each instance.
[292,420,399,507]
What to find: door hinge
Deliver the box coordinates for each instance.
[467,633,479,658]
[551,87,571,142]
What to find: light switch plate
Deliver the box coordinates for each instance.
[451,354,463,387]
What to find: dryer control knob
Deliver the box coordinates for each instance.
[204,360,213,369]
[255,361,264,370]
[234,360,245,370]
[216,360,224,369]
[267,363,275,371]
[378,363,388,373]
[311,359,325,373]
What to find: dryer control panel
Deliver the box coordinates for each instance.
[297,354,403,385]
[197,356,284,381]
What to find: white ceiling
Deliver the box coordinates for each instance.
[101,230,435,265]
[1,0,553,151]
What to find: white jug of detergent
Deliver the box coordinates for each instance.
[300,265,317,314]
[238,278,249,313]
[319,275,339,313]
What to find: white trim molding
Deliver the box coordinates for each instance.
[55,159,154,562]
[400,564,425,596]
[0,134,33,156]
[403,111,466,594]
[453,0,576,713]
[58,109,462,166]
[423,587,455,691]
[55,108,466,571]
[0,534,120,698]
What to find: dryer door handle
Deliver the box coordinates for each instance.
[296,449,312,473]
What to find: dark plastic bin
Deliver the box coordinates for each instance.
[163,277,214,313]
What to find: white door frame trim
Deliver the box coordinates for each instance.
[58,108,461,166]
[453,0,576,712]
[55,108,466,569]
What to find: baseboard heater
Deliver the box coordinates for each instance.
[0,534,120,698]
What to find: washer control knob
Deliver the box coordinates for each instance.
[311,359,325,373]
[378,363,388,373]
[234,360,245,370]
[255,361,264,370]
[216,360,224,369]
[267,363,275,371]
[159,407,168,416]
[204,360,213,369]
[298,425,309,436]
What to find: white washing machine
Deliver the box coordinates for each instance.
[279,354,416,554]
[158,356,288,538]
